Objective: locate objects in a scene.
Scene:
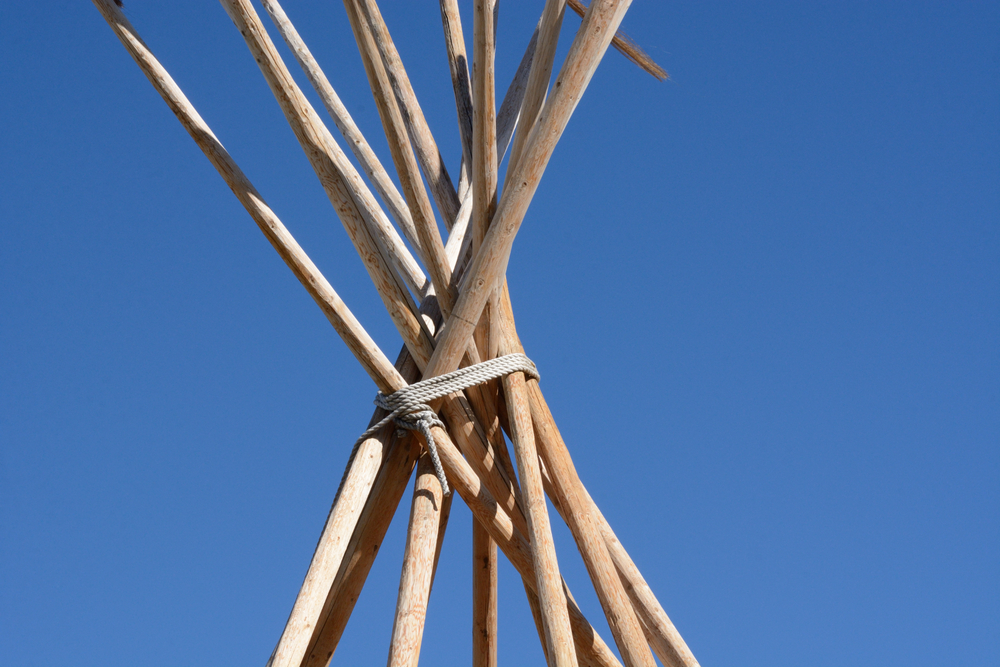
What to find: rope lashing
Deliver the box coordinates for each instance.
[350,353,539,495]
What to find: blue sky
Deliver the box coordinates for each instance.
[1,2,997,665]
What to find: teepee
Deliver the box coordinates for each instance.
[91,1,697,666]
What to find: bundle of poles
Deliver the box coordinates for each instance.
[91,1,695,666]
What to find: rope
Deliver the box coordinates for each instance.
[347,353,539,495]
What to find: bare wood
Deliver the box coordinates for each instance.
[496,26,539,164]
[566,0,669,81]
[91,0,402,393]
[582,485,700,667]
[496,293,699,667]
[502,367,578,667]
[529,385,654,667]
[524,583,551,665]
[386,456,444,667]
[301,434,422,667]
[344,0,456,316]
[259,0,426,264]
[506,0,566,183]
[212,11,522,666]
[99,4,668,664]
[219,0,437,374]
[531,384,700,667]
[470,3,499,637]
[272,430,391,667]
[472,0,498,255]
[354,0,463,227]
[425,0,637,382]
[472,519,498,667]
[428,488,454,594]
[439,0,474,196]
[429,418,623,667]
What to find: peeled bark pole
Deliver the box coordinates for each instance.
[503,367,578,667]
[386,456,445,667]
[355,0,463,228]
[343,0,456,316]
[439,0,474,197]
[259,0,425,265]
[424,0,637,381]
[505,0,566,183]
[472,520,499,667]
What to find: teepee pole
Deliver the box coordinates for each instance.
[502,366,578,667]
[219,0,439,370]
[354,0,462,228]
[96,1,684,664]
[566,0,669,81]
[386,456,445,667]
[424,0,635,379]
[296,433,423,667]
[259,0,424,263]
[470,2,501,664]
[343,0,456,316]
[472,514,499,667]
[495,294,700,667]
[90,0,401,392]
[529,386,655,667]
[504,0,566,186]
[438,0,474,200]
[528,383,699,667]
[496,27,539,166]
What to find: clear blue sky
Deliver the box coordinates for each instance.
[1,2,997,665]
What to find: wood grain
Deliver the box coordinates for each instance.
[505,0,566,182]
[259,0,427,271]
[219,0,436,375]
[503,366,578,667]
[90,0,403,393]
[355,0,463,228]
[439,0,474,198]
[472,519,498,667]
[424,0,637,382]
[386,456,444,667]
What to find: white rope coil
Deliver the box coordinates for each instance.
[348,353,539,494]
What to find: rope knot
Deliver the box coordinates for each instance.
[346,353,539,496]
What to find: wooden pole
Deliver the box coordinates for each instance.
[424,0,636,381]
[502,364,578,667]
[298,433,423,667]
[97,3,680,665]
[566,0,669,81]
[505,0,566,183]
[343,0,456,317]
[497,292,700,667]
[471,4,499,664]
[354,0,463,228]
[219,0,437,372]
[528,387,655,667]
[472,0,499,256]
[472,519,499,667]
[91,0,402,393]
[386,456,445,667]
[530,385,700,667]
[496,27,539,165]
[259,0,425,264]
[438,0,474,200]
